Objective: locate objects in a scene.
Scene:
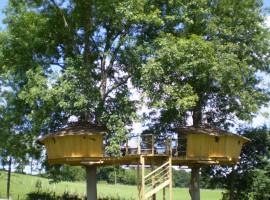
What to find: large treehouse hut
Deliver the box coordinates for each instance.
[37,122,250,200]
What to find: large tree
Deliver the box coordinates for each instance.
[0,0,163,153]
[0,0,163,199]
[139,0,269,130]
[136,0,270,200]
[1,0,269,199]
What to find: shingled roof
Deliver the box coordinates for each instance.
[171,124,250,142]
[37,121,107,145]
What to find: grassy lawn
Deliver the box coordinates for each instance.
[0,171,222,200]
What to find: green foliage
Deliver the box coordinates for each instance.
[26,190,84,200]
[249,163,270,200]
[172,169,190,188]
[137,0,270,129]
[42,164,86,183]
[26,189,136,200]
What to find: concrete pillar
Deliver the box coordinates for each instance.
[86,166,97,200]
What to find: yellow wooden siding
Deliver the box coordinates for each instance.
[224,136,244,159]
[209,136,226,157]
[44,135,103,159]
[186,134,245,160]
[62,136,72,157]
[186,134,210,158]
[44,138,63,159]
[44,142,53,159]
[82,135,103,157]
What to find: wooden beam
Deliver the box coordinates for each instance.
[138,135,141,154]
[170,136,172,155]
[141,156,145,200]
[145,161,170,179]
[152,135,155,155]
[163,165,166,200]
[169,157,172,200]
[137,163,141,200]
[165,138,168,154]
[126,140,129,156]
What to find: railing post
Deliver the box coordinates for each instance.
[165,137,168,154]
[152,135,155,155]
[170,136,172,155]
[126,140,129,156]
[138,135,141,154]
[176,137,178,156]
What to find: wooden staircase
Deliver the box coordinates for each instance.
[138,156,172,200]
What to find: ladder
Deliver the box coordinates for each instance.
[138,156,172,200]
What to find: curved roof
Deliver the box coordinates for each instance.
[171,124,250,143]
[37,121,107,145]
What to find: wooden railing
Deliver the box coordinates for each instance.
[122,135,173,156]
[140,156,172,200]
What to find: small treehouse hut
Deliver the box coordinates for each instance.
[37,121,107,200]
[171,124,251,200]
[37,121,107,165]
[171,124,250,165]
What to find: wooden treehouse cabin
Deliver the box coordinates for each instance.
[37,121,250,200]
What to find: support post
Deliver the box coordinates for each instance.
[163,165,166,200]
[151,160,156,200]
[141,156,145,200]
[170,136,172,155]
[86,166,97,200]
[189,166,200,200]
[169,157,172,200]
[137,163,141,200]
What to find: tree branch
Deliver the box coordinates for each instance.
[50,0,80,54]
[105,74,132,97]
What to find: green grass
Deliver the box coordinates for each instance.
[0,170,222,200]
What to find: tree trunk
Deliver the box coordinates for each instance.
[86,166,97,200]
[7,156,12,199]
[30,159,33,175]
[193,100,202,126]
[189,166,200,200]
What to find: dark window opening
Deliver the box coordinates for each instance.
[177,139,187,156]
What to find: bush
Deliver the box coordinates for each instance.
[26,190,84,200]
[26,190,135,200]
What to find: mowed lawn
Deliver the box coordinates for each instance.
[0,171,222,200]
